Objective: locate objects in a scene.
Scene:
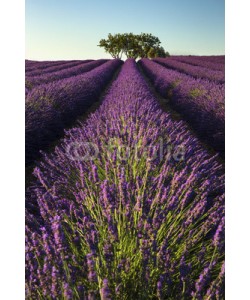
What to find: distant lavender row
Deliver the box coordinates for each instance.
[25,59,122,165]
[25,59,108,92]
[26,59,224,299]
[139,59,225,156]
[171,56,225,72]
[25,60,40,68]
[25,60,79,75]
[26,60,92,77]
[153,57,225,84]
[184,56,225,64]
[196,56,225,64]
[25,60,77,73]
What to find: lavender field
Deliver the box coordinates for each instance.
[25,56,225,299]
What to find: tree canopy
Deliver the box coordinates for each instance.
[98,33,170,59]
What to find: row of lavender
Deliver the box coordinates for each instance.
[25,60,39,69]
[25,59,79,73]
[139,59,225,157]
[192,55,225,64]
[25,59,108,92]
[171,56,225,65]
[26,59,122,165]
[26,60,91,77]
[171,56,225,72]
[153,57,224,83]
[26,59,224,299]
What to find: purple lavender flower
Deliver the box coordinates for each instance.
[100,278,112,300]
[63,282,73,299]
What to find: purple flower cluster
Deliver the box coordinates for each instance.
[153,57,224,84]
[139,58,225,157]
[171,56,225,72]
[25,59,123,165]
[26,59,224,299]
[26,59,108,92]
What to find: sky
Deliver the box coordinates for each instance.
[25,0,225,60]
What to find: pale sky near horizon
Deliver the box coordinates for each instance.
[26,0,225,60]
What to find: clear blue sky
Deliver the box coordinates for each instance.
[26,0,225,60]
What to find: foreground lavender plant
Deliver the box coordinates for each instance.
[139,58,225,157]
[26,59,224,299]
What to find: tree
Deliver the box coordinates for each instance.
[98,33,124,59]
[148,46,170,58]
[98,33,169,59]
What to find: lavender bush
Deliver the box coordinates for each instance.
[139,59,225,157]
[26,59,224,299]
[25,59,122,165]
